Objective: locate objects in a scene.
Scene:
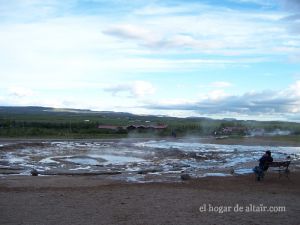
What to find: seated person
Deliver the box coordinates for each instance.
[253,150,273,181]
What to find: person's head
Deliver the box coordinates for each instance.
[265,150,271,156]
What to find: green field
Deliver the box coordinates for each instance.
[0,106,300,140]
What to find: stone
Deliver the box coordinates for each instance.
[31,169,39,176]
[180,174,191,180]
[137,168,163,174]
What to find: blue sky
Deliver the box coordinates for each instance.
[0,0,300,121]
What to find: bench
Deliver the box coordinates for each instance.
[267,161,291,179]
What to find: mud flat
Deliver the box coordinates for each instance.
[0,172,300,225]
[0,136,300,146]
[0,138,299,182]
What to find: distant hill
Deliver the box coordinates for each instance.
[0,106,138,119]
[0,106,210,122]
[0,106,299,138]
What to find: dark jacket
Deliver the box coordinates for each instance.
[259,155,273,171]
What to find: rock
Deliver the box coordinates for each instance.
[137,168,162,174]
[131,162,138,167]
[170,166,182,171]
[31,169,39,176]
[180,174,191,180]
[137,169,157,174]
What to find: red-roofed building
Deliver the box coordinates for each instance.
[98,124,168,131]
[97,125,120,130]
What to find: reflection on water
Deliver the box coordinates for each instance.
[0,139,299,182]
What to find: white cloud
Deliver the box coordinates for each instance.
[0,0,297,87]
[1,80,300,121]
[1,17,256,84]
[143,80,300,118]
[289,80,300,96]
[210,81,233,88]
[206,89,230,101]
[101,5,296,57]
[104,81,156,98]
[8,86,35,97]
[0,18,111,82]
[103,24,161,47]
[197,82,233,94]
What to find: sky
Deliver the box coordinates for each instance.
[0,0,300,121]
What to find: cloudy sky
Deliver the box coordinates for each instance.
[0,0,300,121]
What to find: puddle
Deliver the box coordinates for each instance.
[4,153,27,164]
[202,172,232,177]
[70,166,91,171]
[89,154,145,165]
[234,168,254,174]
[39,157,59,164]
[63,157,103,166]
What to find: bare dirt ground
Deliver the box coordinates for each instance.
[1,172,299,225]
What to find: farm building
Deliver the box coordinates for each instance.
[98,124,168,131]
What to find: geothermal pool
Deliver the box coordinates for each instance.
[0,139,299,182]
